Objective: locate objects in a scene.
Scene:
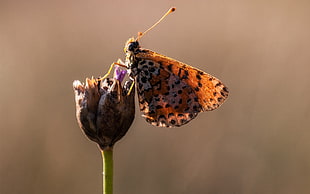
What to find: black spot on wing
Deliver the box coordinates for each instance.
[168,64,173,71]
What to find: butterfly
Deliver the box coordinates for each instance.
[109,7,228,127]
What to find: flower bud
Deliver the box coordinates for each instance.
[73,69,135,150]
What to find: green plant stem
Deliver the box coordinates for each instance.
[101,148,113,194]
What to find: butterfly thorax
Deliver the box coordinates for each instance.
[124,38,141,78]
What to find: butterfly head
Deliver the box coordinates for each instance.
[124,37,140,53]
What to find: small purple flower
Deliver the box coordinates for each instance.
[113,66,127,82]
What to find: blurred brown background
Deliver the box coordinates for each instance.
[1,0,310,193]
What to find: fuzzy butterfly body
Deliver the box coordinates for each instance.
[124,38,229,127]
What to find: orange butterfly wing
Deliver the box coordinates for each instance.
[134,59,200,127]
[136,49,229,112]
[132,49,228,127]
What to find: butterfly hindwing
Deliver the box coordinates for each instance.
[135,59,201,127]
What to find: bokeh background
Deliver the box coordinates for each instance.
[1,0,310,193]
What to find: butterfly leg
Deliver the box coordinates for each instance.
[97,59,127,81]
[127,80,135,96]
[116,58,126,67]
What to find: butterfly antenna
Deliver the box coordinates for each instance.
[136,7,176,41]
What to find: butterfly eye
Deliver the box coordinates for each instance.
[127,41,139,52]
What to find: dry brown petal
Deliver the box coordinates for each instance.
[73,77,135,150]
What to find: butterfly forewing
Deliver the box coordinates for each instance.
[136,49,229,112]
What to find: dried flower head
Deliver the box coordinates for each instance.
[73,69,135,150]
